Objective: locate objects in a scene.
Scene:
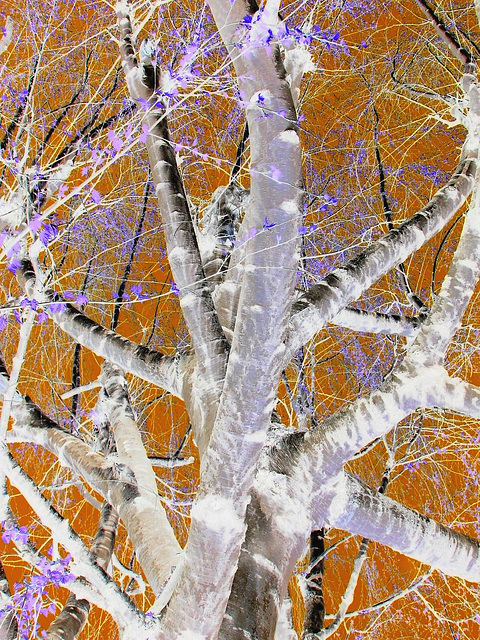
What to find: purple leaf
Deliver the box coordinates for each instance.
[29,216,43,232]
[91,189,102,204]
[39,224,58,246]
[139,123,149,144]
[8,258,21,273]
[49,302,67,314]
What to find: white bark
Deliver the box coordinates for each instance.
[1,446,150,639]
[8,393,181,594]
[330,307,420,338]
[116,7,229,456]
[160,0,303,634]
[287,152,477,361]
[16,258,185,397]
[99,362,182,592]
[330,474,480,583]
[46,502,119,640]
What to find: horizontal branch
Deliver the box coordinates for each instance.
[330,307,420,338]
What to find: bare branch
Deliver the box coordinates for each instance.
[16,258,185,398]
[287,151,477,360]
[116,5,229,454]
[330,473,480,583]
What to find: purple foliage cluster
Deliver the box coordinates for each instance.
[2,524,75,639]
[239,10,348,55]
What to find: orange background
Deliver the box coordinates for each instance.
[1,0,480,638]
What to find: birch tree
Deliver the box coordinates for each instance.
[1,0,480,638]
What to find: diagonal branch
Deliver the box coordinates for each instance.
[5,381,181,594]
[414,0,472,66]
[116,4,229,452]
[330,473,480,583]
[1,447,149,638]
[16,258,186,398]
[406,164,480,365]
[287,150,477,361]
[46,503,119,640]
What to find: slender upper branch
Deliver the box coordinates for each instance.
[414,0,472,67]
[116,5,229,452]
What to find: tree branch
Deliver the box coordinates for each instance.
[6,384,181,594]
[330,473,480,583]
[46,503,119,640]
[16,258,185,398]
[116,5,229,454]
[1,448,149,638]
[287,150,477,360]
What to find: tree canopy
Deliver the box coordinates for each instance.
[1,0,480,638]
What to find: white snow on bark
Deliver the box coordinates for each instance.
[190,494,244,534]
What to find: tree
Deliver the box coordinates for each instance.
[1,0,480,637]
